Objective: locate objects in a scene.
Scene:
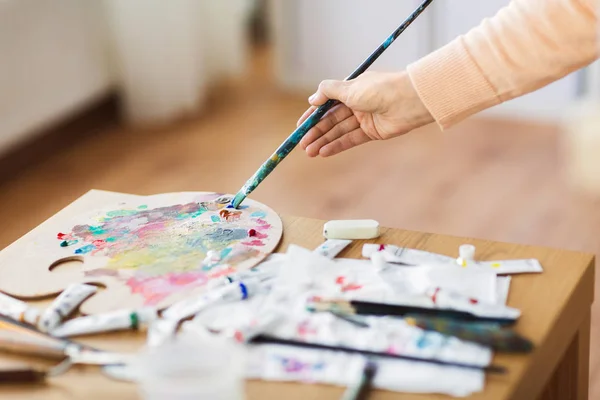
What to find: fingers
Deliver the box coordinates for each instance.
[300,104,353,151]
[304,79,350,108]
[296,106,317,127]
[305,114,361,157]
[319,128,372,157]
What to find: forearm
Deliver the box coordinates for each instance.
[407,0,600,129]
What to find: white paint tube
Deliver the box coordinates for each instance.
[51,307,157,338]
[454,243,543,274]
[425,287,521,320]
[147,279,264,347]
[362,244,455,266]
[146,319,180,347]
[313,239,352,259]
[365,243,543,274]
[38,283,98,332]
[0,292,41,326]
[469,259,543,274]
[162,278,262,322]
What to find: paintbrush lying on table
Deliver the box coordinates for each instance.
[229,0,435,209]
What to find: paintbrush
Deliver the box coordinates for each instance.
[404,315,534,353]
[340,359,378,400]
[229,0,435,208]
[251,334,506,374]
[308,299,517,325]
[0,315,132,368]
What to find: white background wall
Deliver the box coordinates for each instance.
[0,0,113,156]
[270,0,433,89]
[271,0,585,124]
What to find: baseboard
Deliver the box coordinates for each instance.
[0,92,120,185]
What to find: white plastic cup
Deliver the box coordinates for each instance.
[135,330,247,400]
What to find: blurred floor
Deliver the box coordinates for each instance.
[0,46,599,396]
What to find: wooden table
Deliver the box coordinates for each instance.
[0,191,594,399]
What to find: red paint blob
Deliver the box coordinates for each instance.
[469,298,479,304]
[431,287,441,304]
[378,244,386,251]
[57,233,67,240]
[342,283,362,292]
[233,331,244,343]
[335,276,345,285]
[248,229,257,237]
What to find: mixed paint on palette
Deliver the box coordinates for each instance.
[55,193,279,306]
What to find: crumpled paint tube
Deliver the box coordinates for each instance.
[314,239,352,259]
[363,244,544,274]
[425,287,521,321]
[51,307,157,337]
[147,278,264,347]
[0,292,41,326]
[38,283,97,332]
[465,259,543,274]
[146,319,180,347]
[362,244,455,266]
[162,278,262,322]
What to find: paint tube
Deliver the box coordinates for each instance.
[38,283,98,332]
[454,243,542,274]
[313,239,352,259]
[0,317,68,359]
[426,287,521,320]
[146,319,180,347]
[467,259,543,274]
[51,307,157,338]
[0,292,41,326]
[162,278,262,322]
[362,244,455,266]
[227,310,285,343]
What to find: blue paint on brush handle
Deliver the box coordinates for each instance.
[230,0,435,208]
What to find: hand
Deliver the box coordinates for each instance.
[297,71,434,157]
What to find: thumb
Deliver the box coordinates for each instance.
[308,80,350,106]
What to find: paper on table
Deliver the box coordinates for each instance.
[246,344,484,398]
[190,297,490,397]
[188,246,493,397]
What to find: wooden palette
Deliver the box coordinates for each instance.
[0,190,282,315]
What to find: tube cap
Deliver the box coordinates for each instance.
[459,244,476,261]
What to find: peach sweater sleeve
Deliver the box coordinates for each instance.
[406,0,600,129]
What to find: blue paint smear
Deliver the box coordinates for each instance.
[211,215,220,223]
[219,247,233,259]
[250,210,267,218]
[206,228,248,242]
[74,244,95,254]
[416,334,432,349]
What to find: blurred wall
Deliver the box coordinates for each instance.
[0,0,113,156]
[270,0,584,124]
[0,0,255,154]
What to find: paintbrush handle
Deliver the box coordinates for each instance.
[230,0,435,208]
[347,301,516,325]
[0,367,47,384]
[251,334,506,374]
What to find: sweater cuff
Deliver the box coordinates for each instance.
[407,38,501,130]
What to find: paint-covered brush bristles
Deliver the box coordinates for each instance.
[405,315,534,353]
[229,0,435,209]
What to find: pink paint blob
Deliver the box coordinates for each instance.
[241,239,265,246]
[127,271,209,306]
